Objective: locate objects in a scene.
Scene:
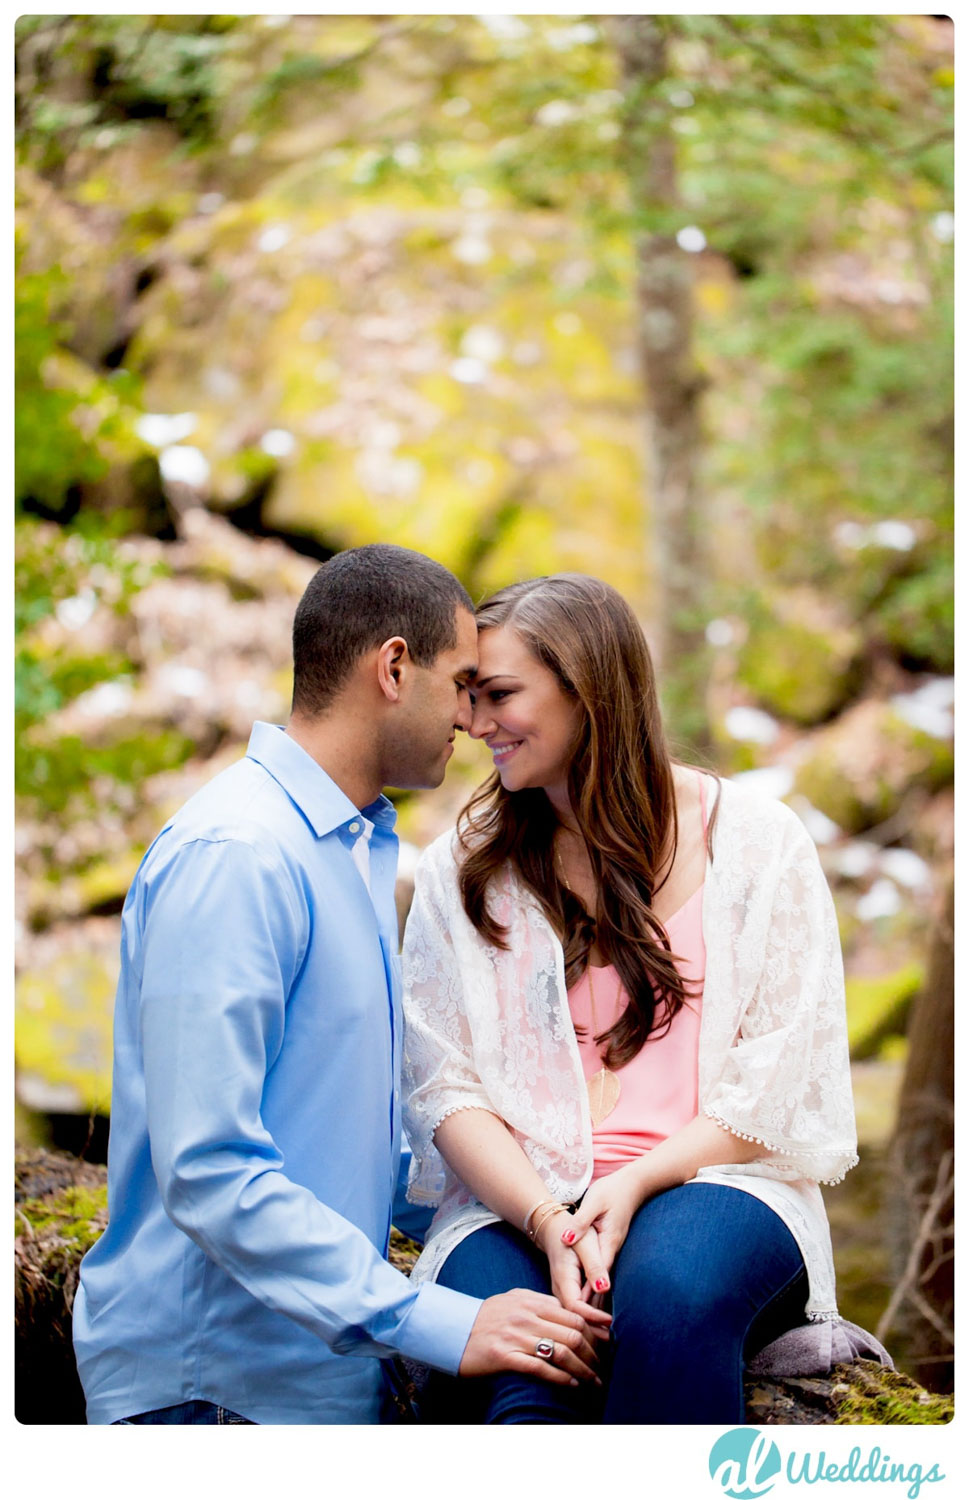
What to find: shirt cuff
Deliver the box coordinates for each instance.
[391,1281,482,1374]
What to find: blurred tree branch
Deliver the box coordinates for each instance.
[882,878,954,1391]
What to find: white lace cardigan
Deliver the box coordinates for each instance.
[401,778,858,1322]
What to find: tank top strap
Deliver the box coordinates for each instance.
[697,770,710,836]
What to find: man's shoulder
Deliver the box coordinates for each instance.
[149,756,306,870]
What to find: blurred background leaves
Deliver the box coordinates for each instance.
[14,13,953,1388]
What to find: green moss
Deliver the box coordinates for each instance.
[736,599,862,726]
[16,948,117,1113]
[831,1364,954,1425]
[846,964,922,1060]
[16,1184,108,1251]
[794,704,954,835]
[76,847,143,913]
[876,558,954,675]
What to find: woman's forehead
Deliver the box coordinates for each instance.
[474,624,531,673]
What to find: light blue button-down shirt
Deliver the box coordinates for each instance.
[73,722,480,1424]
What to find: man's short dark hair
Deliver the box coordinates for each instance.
[292,543,474,716]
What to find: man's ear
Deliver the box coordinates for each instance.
[375,636,410,703]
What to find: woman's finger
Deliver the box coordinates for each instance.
[560,1205,597,1247]
[539,1291,612,1332]
[572,1229,611,1296]
[548,1249,585,1317]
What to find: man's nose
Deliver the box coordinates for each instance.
[454,693,473,733]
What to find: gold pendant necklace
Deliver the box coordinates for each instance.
[557,839,621,1127]
[585,963,621,1127]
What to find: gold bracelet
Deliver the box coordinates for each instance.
[523,1197,558,1237]
[529,1202,571,1243]
[530,1204,569,1244]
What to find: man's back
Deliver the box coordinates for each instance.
[74,723,475,1424]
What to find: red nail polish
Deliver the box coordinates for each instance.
[595,1279,609,1293]
[562,1230,576,1244]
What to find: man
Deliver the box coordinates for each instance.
[73,544,607,1424]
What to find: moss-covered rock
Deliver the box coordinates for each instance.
[831,1362,953,1424]
[28,848,144,929]
[15,1149,109,1424]
[874,553,954,675]
[736,589,864,726]
[745,1360,953,1426]
[16,923,119,1115]
[13,1148,952,1426]
[846,964,923,1061]
[793,700,954,835]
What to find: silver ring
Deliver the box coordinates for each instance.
[535,1338,555,1360]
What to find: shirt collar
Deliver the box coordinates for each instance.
[245,722,397,839]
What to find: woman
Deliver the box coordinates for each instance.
[401,574,858,1424]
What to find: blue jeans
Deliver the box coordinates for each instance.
[113,1400,255,1424]
[424,1182,808,1425]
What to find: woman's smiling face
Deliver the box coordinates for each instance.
[469,624,582,798]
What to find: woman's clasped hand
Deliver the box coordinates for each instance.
[401,572,858,1424]
[531,1201,611,1310]
[555,1173,644,1300]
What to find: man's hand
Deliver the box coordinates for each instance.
[459,1289,611,1385]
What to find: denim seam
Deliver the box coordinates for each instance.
[738,1261,810,1391]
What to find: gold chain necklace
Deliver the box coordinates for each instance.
[556,842,621,1127]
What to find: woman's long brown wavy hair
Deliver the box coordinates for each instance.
[458,573,705,1068]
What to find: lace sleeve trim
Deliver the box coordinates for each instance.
[430,1101,504,1137]
[704,1108,859,1185]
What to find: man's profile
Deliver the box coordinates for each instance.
[73,543,606,1425]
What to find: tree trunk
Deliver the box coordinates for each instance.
[879,876,954,1392]
[609,14,710,750]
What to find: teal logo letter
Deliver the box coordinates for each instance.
[709,1429,782,1499]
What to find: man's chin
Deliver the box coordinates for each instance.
[387,757,450,794]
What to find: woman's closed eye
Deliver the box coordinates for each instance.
[469,688,511,707]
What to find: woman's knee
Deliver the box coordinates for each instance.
[612,1257,740,1347]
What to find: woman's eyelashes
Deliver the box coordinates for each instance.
[469,688,510,707]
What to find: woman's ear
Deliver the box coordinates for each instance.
[375,636,409,702]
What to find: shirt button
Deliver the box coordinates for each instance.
[348,822,360,834]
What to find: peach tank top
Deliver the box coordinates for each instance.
[567,775,708,1181]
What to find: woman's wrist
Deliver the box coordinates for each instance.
[533,1203,573,1255]
[612,1157,662,1208]
[522,1196,560,1238]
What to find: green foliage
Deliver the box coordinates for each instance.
[14,13,953,747]
[875,558,954,674]
[15,518,175,819]
[15,265,108,510]
[846,964,923,1060]
[15,14,242,165]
